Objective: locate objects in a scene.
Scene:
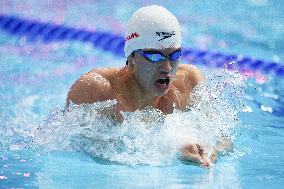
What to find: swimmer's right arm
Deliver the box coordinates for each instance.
[65,72,125,122]
[66,72,113,109]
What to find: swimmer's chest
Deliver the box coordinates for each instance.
[112,85,188,114]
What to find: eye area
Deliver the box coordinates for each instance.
[169,50,181,61]
[137,49,182,62]
[143,52,164,62]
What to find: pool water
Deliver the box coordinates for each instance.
[1,0,284,188]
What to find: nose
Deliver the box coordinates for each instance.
[159,60,172,73]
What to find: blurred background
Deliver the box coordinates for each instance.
[1,0,284,60]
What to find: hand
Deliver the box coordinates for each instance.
[180,143,217,168]
[214,137,232,154]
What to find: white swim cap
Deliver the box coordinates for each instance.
[124,5,182,57]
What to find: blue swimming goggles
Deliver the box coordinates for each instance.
[136,49,182,62]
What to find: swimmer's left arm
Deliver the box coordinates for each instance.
[180,65,233,167]
[214,137,233,154]
[187,64,204,87]
[180,137,232,168]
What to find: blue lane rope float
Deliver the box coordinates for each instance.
[1,14,283,78]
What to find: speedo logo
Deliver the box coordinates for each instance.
[156,31,175,41]
[126,32,139,41]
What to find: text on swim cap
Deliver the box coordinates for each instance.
[156,31,175,41]
[126,32,140,41]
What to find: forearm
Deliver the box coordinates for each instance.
[180,137,233,167]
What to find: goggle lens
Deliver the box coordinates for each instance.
[138,50,181,62]
[169,50,181,61]
[143,53,165,62]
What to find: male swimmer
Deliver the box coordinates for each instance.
[66,5,231,167]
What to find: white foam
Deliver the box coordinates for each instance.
[33,69,246,166]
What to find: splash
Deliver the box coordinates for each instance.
[32,69,245,166]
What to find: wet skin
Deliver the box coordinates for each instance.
[66,47,231,167]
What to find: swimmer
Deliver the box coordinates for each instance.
[66,5,231,167]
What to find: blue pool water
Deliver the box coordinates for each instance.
[1,0,284,188]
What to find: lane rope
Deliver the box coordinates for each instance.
[1,14,283,78]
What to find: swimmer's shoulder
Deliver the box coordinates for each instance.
[67,68,119,105]
[177,64,204,87]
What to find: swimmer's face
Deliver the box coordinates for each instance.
[130,47,181,96]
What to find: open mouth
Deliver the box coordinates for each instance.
[155,77,170,85]
[155,77,171,92]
